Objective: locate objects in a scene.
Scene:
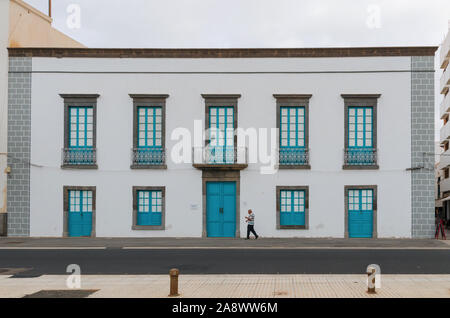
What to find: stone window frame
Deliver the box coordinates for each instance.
[344,185,378,238]
[202,94,241,148]
[60,94,100,169]
[274,94,312,169]
[129,94,169,169]
[341,94,381,170]
[276,186,309,230]
[63,186,96,237]
[132,186,166,230]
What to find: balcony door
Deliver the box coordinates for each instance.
[208,106,234,164]
[67,106,94,165]
[347,107,373,165]
[136,106,163,165]
[279,106,307,165]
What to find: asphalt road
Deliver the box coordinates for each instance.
[1,249,450,276]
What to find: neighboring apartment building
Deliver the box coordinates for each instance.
[438,25,450,224]
[0,0,84,235]
[6,46,437,238]
[435,142,443,212]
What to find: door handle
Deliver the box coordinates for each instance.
[219,208,223,213]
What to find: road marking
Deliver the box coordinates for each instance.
[122,246,450,250]
[0,246,448,250]
[0,247,107,250]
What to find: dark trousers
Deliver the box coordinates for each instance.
[247,224,258,239]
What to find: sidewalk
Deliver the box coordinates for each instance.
[1,274,450,298]
[0,237,448,249]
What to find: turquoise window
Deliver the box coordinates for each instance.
[280,190,305,226]
[65,106,95,165]
[279,107,307,165]
[347,106,374,165]
[134,106,163,165]
[69,106,93,148]
[137,190,162,226]
[348,189,373,212]
[208,106,234,164]
[348,106,373,148]
[280,107,305,148]
[69,190,93,213]
[138,106,162,148]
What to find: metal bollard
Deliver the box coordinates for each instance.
[367,266,376,294]
[169,268,180,297]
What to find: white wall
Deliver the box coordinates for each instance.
[30,56,412,237]
[0,0,10,214]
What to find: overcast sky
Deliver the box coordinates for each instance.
[24,0,450,48]
[24,0,450,141]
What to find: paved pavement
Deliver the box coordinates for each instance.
[0,237,449,249]
[1,249,450,275]
[1,274,449,298]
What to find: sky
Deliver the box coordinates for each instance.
[24,0,450,140]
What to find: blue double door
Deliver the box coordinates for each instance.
[206,182,236,238]
[348,189,374,238]
[68,190,93,237]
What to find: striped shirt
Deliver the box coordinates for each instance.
[247,213,255,225]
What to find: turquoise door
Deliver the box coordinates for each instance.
[348,189,373,238]
[206,182,236,237]
[68,190,93,237]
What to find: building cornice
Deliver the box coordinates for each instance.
[341,94,382,99]
[8,47,438,58]
[273,94,313,100]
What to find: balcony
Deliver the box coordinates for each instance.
[440,94,450,119]
[61,148,97,168]
[192,146,248,170]
[440,33,450,69]
[440,121,450,144]
[438,149,450,170]
[131,148,166,169]
[343,148,378,169]
[441,66,450,95]
[278,148,310,169]
[441,177,450,194]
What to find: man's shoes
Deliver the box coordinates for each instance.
[255,235,259,239]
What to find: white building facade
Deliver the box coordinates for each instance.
[7,47,436,238]
[438,25,450,222]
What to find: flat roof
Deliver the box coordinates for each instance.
[8,46,438,58]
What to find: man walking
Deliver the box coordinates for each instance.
[245,209,259,239]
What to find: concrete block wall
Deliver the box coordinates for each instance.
[7,56,31,236]
[411,56,435,238]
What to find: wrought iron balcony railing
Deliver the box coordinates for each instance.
[344,148,378,166]
[62,148,97,166]
[131,148,165,166]
[279,148,310,166]
[192,146,248,166]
